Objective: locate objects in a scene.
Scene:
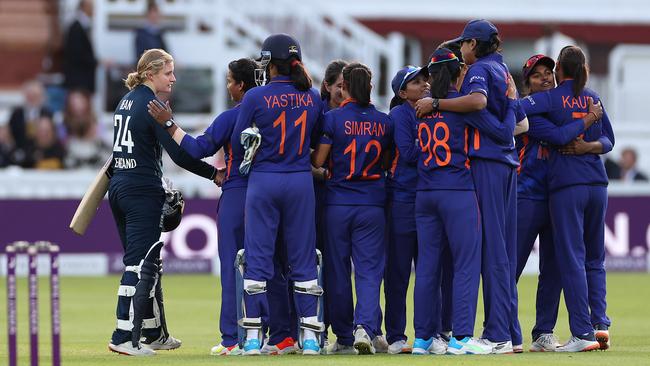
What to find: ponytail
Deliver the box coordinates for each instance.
[558,45,588,97]
[124,48,173,90]
[428,62,461,99]
[342,62,372,107]
[474,34,502,59]
[389,95,404,110]
[270,57,312,91]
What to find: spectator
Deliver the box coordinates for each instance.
[62,90,110,169]
[619,147,648,182]
[8,80,53,151]
[135,1,168,59]
[31,116,65,170]
[63,0,98,94]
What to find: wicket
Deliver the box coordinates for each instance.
[6,241,61,366]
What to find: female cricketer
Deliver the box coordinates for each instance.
[231,33,325,355]
[312,62,393,355]
[108,49,217,356]
[519,45,614,352]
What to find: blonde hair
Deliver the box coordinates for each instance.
[124,49,174,90]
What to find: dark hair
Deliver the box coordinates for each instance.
[471,34,502,59]
[389,94,404,110]
[429,62,461,99]
[342,62,372,107]
[437,40,464,63]
[271,56,312,91]
[228,58,257,92]
[320,60,348,100]
[558,45,588,97]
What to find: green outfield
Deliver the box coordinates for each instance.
[1,273,649,365]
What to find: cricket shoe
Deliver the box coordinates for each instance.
[353,325,376,355]
[478,338,513,354]
[326,341,358,355]
[446,337,493,355]
[439,331,452,343]
[513,344,523,353]
[594,324,610,350]
[301,339,321,355]
[412,336,447,355]
[388,339,412,354]
[210,343,242,356]
[141,334,182,350]
[373,335,389,353]
[529,333,559,352]
[261,337,297,355]
[243,338,261,355]
[109,341,156,356]
[556,335,600,352]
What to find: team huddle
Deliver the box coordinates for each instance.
[105,18,613,357]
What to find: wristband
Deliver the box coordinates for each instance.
[431,98,440,111]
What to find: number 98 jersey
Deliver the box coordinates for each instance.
[416,90,474,191]
[111,85,165,183]
[321,99,393,206]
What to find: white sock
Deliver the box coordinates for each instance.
[303,329,317,341]
[246,329,258,340]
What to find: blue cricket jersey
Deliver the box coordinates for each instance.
[520,79,615,191]
[416,90,474,191]
[180,104,246,190]
[461,53,519,167]
[387,102,419,203]
[232,75,324,173]
[320,100,393,206]
[111,85,215,189]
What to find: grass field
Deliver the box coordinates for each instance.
[1,273,649,365]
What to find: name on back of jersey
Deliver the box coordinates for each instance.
[263,93,314,109]
[119,99,134,111]
[114,157,137,169]
[344,120,387,137]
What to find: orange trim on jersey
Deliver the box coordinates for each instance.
[339,98,357,108]
[464,126,470,169]
[572,112,588,119]
[226,142,233,179]
[390,147,400,176]
[517,134,529,175]
[473,129,480,150]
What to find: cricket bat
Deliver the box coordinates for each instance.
[69,155,113,235]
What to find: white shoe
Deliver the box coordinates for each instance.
[353,325,376,355]
[478,338,513,354]
[141,334,182,350]
[529,333,559,352]
[428,337,448,355]
[446,337,492,355]
[556,336,600,352]
[388,340,412,354]
[109,341,156,356]
[513,344,523,353]
[372,335,389,353]
[326,341,358,355]
[210,343,243,356]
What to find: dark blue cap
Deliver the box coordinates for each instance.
[391,66,428,95]
[261,33,302,61]
[427,48,461,74]
[453,19,498,42]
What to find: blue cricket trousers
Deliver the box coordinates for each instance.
[471,159,517,343]
[325,204,385,346]
[243,171,318,323]
[549,185,610,336]
[515,198,561,338]
[384,198,417,344]
[414,190,482,339]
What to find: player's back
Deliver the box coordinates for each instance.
[417,90,474,191]
[111,85,163,186]
[324,100,393,206]
[237,75,323,173]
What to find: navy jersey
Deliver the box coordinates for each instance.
[233,75,324,173]
[111,85,215,187]
[515,134,549,201]
[520,80,615,191]
[321,100,393,206]
[462,53,519,166]
[416,90,474,191]
[387,103,419,203]
[180,105,246,190]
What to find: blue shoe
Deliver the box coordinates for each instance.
[302,339,321,355]
[243,339,261,355]
[412,337,433,355]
